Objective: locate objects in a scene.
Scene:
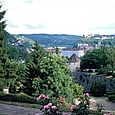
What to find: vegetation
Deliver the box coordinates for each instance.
[0,3,115,115]
[78,36,115,47]
[0,5,17,91]
[0,91,37,104]
[80,46,115,75]
[19,34,82,47]
[106,91,115,101]
[90,81,106,96]
[0,7,83,104]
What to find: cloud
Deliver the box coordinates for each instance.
[2,0,115,35]
[25,23,46,29]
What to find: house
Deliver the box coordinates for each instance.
[61,48,85,58]
[68,53,81,77]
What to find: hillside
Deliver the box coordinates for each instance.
[80,34,115,47]
[4,31,34,48]
[19,34,82,48]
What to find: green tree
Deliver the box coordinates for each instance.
[105,47,115,74]
[24,41,46,96]
[34,53,74,103]
[11,62,27,93]
[55,46,59,54]
[80,47,108,70]
[0,5,17,91]
[7,45,19,61]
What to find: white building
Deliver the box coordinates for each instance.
[61,48,85,58]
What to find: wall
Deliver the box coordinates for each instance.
[74,72,115,92]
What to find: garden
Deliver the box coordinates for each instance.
[0,3,115,115]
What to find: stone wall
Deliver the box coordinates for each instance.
[74,72,115,92]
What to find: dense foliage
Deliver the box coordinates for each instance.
[78,37,115,47]
[0,5,17,91]
[80,46,115,75]
[90,81,106,96]
[23,41,76,103]
[19,34,82,47]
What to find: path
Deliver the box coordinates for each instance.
[0,104,43,115]
[90,96,115,112]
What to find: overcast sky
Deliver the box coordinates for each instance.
[2,0,115,35]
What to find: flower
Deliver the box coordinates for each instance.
[51,106,56,112]
[70,105,76,111]
[51,105,56,109]
[34,114,40,115]
[37,96,41,100]
[44,105,49,109]
[103,113,114,115]
[63,112,68,115]
[44,95,49,99]
[84,93,89,97]
[41,94,46,98]
[37,94,49,100]
[47,103,52,107]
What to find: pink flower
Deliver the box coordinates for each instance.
[37,94,49,100]
[45,95,49,99]
[51,106,56,109]
[70,105,76,111]
[44,105,49,109]
[37,96,41,100]
[41,94,46,98]
[84,93,89,97]
[63,112,68,115]
[34,114,40,115]
[47,103,52,107]
[103,113,114,115]
[51,106,56,112]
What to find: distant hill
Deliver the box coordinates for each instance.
[18,34,82,48]
[4,30,34,48]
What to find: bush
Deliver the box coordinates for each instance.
[70,93,90,115]
[87,69,93,73]
[0,92,37,104]
[107,71,112,76]
[96,68,107,75]
[112,73,115,77]
[71,83,84,98]
[90,81,106,96]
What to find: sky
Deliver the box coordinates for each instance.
[2,0,115,35]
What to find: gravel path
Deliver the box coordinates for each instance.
[90,96,115,112]
[0,104,43,115]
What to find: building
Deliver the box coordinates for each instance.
[68,53,81,78]
[61,48,85,58]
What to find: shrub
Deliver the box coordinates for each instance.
[112,73,115,78]
[90,81,106,96]
[70,93,90,115]
[37,94,50,105]
[71,83,84,98]
[87,69,93,73]
[96,68,107,75]
[0,92,37,104]
[107,71,112,76]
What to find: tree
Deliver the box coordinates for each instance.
[80,47,108,70]
[7,45,19,61]
[105,47,115,74]
[24,41,46,95]
[9,62,27,93]
[0,5,17,91]
[80,46,115,75]
[55,46,59,54]
[34,53,75,103]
